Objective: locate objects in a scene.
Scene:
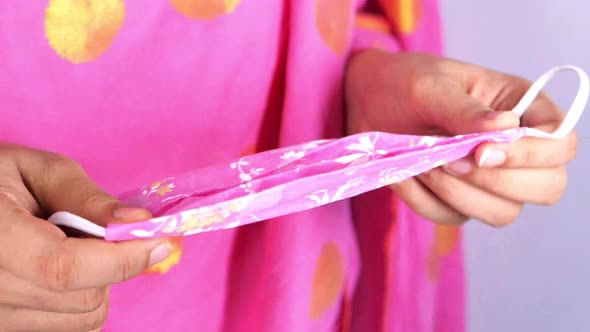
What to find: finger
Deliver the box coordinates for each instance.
[417,81,521,135]
[0,196,172,291]
[481,74,565,129]
[418,168,523,227]
[444,159,567,205]
[474,131,578,168]
[0,270,108,314]
[0,296,109,332]
[390,177,467,225]
[0,157,40,215]
[471,72,577,168]
[12,148,151,225]
[468,69,565,124]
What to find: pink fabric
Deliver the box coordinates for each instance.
[106,128,530,242]
[0,0,464,331]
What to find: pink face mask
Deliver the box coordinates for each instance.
[49,65,589,241]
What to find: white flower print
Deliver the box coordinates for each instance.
[280,150,305,160]
[306,178,364,205]
[306,189,330,205]
[332,177,364,201]
[161,193,190,203]
[335,134,387,164]
[301,140,326,150]
[231,158,264,193]
[416,136,438,147]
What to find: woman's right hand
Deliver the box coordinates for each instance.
[0,144,171,332]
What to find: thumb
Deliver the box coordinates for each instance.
[424,88,520,135]
[16,150,151,226]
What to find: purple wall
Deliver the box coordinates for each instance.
[441,1,590,331]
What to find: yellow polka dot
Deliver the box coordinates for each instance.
[156,185,173,196]
[354,12,392,34]
[45,0,125,64]
[171,0,242,20]
[315,0,353,55]
[144,238,183,274]
[310,241,345,319]
[380,0,423,34]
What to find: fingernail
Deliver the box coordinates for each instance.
[444,159,472,175]
[478,148,507,167]
[485,111,519,125]
[148,242,173,267]
[113,207,148,220]
[485,111,515,121]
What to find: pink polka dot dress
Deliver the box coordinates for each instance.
[0,0,464,331]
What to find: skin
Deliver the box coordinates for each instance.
[346,50,577,226]
[0,51,578,331]
[0,145,171,332]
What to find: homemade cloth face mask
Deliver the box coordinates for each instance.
[49,65,589,241]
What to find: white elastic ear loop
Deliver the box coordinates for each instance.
[48,211,106,238]
[511,65,590,139]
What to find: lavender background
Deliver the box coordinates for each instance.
[441,1,590,331]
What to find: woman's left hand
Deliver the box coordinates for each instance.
[345,50,578,227]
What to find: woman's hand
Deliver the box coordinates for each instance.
[0,145,171,332]
[345,50,578,226]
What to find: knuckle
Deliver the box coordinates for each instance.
[0,192,28,216]
[0,190,19,206]
[514,77,534,92]
[114,254,134,282]
[85,305,108,331]
[80,288,107,313]
[77,189,108,212]
[36,246,77,292]
[43,153,83,176]
[427,174,457,202]
[36,153,85,190]
[540,169,568,205]
[410,75,436,101]
[497,76,533,110]
[513,144,535,167]
[472,168,501,192]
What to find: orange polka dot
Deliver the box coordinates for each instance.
[315,0,354,55]
[380,0,423,34]
[45,0,125,64]
[240,144,257,157]
[310,241,345,319]
[433,224,460,256]
[427,225,460,281]
[156,185,173,196]
[171,0,242,20]
[144,237,184,274]
[355,12,392,34]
